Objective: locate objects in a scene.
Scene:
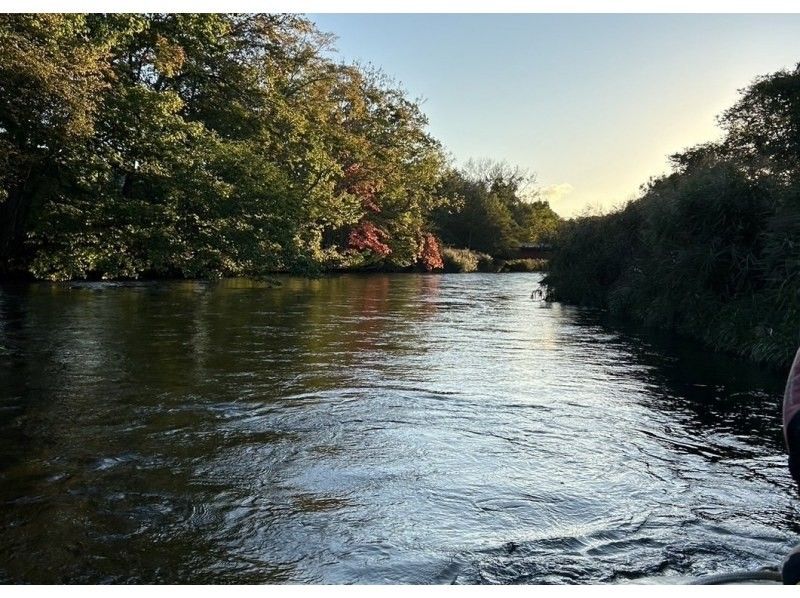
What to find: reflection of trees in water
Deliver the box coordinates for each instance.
[0,276,446,581]
[265,275,441,392]
[0,276,444,414]
[550,305,800,551]
[0,282,304,582]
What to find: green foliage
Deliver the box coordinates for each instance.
[545,64,800,367]
[433,161,562,258]
[499,258,547,272]
[0,14,447,279]
[440,247,496,273]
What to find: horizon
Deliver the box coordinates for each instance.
[311,13,800,217]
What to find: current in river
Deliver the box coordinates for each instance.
[0,273,797,583]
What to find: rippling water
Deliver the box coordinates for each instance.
[0,273,797,583]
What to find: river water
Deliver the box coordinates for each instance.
[0,273,797,583]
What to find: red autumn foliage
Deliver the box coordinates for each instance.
[348,221,392,256]
[338,163,381,213]
[419,233,444,271]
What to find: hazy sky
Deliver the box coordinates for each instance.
[310,14,800,216]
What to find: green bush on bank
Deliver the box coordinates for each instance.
[441,247,496,272]
[544,64,800,368]
[499,258,548,272]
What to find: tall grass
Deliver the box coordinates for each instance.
[441,247,496,273]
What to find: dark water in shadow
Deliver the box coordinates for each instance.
[0,273,796,583]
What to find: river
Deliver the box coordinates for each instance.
[0,273,797,583]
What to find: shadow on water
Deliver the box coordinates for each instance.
[571,309,787,450]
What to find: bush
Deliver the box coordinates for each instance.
[499,258,548,272]
[441,247,478,272]
[441,247,495,272]
[543,152,800,367]
[543,62,800,367]
[476,252,497,272]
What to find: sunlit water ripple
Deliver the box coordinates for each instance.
[0,273,797,583]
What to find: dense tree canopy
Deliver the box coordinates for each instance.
[5,14,551,279]
[545,63,800,367]
[0,14,560,280]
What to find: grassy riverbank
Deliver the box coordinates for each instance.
[544,63,800,368]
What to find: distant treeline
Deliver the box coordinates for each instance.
[432,161,560,258]
[0,14,559,281]
[544,64,800,367]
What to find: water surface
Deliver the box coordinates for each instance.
[0,273,796,583]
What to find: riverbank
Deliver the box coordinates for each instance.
[0,251,548,283]
[543,204,797,371]
[440,247,546,273]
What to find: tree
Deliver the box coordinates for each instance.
[0,14,449,279]
[0,14,130,272]
[433,161,560,256]
[545,62,800,366]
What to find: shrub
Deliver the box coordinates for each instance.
[440,247,495,273]
[441,247,478,272]
[500,258,547,272]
